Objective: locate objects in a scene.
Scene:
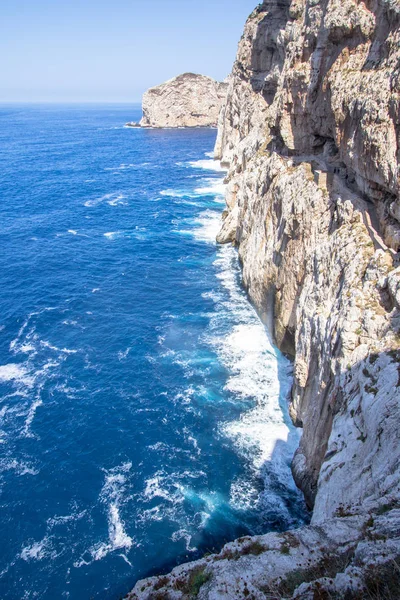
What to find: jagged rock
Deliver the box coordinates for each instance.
[127,510,400,599]
[138,73,228,128]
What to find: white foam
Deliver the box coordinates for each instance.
[171,529,197,552]
[68,229,77,235]
[202,290,223,303]
[0,351,64,436]
[21,536,55,562]
[23,393,43,437]
[104,231,121,240]
[178,200,204,207]
[107,194,127,206]
[160,189,197,198]
[47,510,86,527]
[186,435,201,456]
[104,162,150,172]
[138,468,219,542]
[53,383,81,398]
[85,192,126,208]
[191,210,221,243]
[143,469,206,508]
[86,462,134,563]
[229,477,260,511]
[188,159,227,172]
[136,505,164,524]
[159,180,226,203]
[201,244,300,514]
[19,344,36,353]
[9,307,57,356]
[148,441,170,452]
[103,229,146,241]
[40,341,77,354]
[21,540,46,561]
[117,347,131,361]
[0,458,39,477]
[104,163,134,171]
[144,475,178,502]
[90,504,133,561]
[194,178,226,197]
[0,363,30,383]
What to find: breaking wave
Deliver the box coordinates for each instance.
[188,159,227,172]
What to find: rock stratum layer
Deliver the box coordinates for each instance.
[138,73,228,128]
[127,1,400,598]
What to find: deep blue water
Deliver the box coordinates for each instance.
[0,104,307,599]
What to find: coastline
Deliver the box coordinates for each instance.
[125,0,400,597]
[124,122,219,130]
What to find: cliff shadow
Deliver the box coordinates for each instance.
[249,1,292,101]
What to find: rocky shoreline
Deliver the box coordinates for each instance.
[126,1,400,597]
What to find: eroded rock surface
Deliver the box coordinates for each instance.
[215,0,400,517]
[126,1,400,597]
[127,510,400,599]
[138,73,228,128]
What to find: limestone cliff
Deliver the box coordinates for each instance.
[136,73,228,128]
[215,0,400,516]
[126,1,400,597]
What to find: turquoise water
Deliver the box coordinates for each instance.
[0,104,307,599]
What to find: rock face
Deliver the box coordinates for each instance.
[215,0,400,516]
[139,73,228,128]
[127,512,400,599]
[126,1,400,598]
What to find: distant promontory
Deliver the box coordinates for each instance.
[126,73,228,129]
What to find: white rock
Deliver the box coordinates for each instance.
[138,73,228,128]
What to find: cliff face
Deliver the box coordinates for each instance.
[138,73,228,128]
[215,0,400,516]
[127,1,400,597]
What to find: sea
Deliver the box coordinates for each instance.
[0,104,308,599]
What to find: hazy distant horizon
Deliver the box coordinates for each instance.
[0,100,143,105]
[1,0,256,103]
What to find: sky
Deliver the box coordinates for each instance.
[0,0,257,103]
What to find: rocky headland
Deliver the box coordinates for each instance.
[127,0,400,597]
[127,73,228,129]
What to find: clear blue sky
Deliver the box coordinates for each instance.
[1,0,257,103]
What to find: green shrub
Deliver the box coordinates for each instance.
[174,566,211,597]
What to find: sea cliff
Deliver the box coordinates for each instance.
[129,73,228,128]
[127,1,400,597]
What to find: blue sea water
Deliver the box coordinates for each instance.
[0,104,307,599]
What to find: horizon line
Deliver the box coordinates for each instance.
[0,100,143,105]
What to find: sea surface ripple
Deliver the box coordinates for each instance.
[0,104,308,599]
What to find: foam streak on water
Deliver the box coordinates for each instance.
[0,106,307,600]
[86,463,135,563]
